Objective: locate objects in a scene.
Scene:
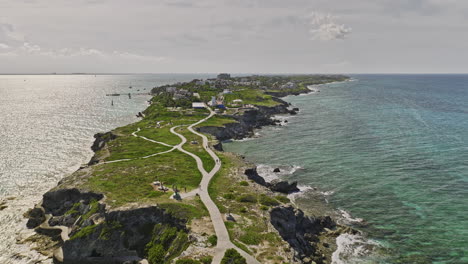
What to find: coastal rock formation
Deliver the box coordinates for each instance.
[244,167,300,194]
[197,99,294,141]
[25,207,46,228]
[27,188,190,264]
[213,142,223,151]
[42,188,104,216]
[61,206,187,264]
[90,132,117,152]
[244,167,268,186]
[88,132,117,165]
[269,179,300,194]
[270,206,336,264]
[273,168,281,172]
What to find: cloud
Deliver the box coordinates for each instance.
[113,51,167,62]
[308,12,352,41]
[0,43,9,49]
[0,23,24,44]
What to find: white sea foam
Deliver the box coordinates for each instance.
[332,233,378,264]
[338,209,364,224]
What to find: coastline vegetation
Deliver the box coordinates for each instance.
[47,74,348,263]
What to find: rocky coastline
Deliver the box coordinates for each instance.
[23,78,353,264]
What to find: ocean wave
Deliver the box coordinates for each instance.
[332,233,380,264]
[338,209,364,224]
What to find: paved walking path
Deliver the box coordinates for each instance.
[169,107,260,264]
[52,106,259,263]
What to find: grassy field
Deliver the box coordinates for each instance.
[224,88,280,107]
[208,152,291,263]
[85,148,202,207]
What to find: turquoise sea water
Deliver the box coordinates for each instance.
[224,75,468,264]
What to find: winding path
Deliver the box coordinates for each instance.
[75,106,258,263]
[169,107,260,264]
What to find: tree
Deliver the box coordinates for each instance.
[221,249,247,264]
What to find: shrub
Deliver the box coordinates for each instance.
[237,194,257,203]
[239,181,249,186]
[260,205,269,211]
[239,231,262,245]
[176,259,201,264]
[239,207,247,213]
[275,195,290,204]
[223,193,235,200]
[259,195,279,206]
[199,256,213,264]
[221,249,247,264]
[148,244,165,264]
[208,235,217,246]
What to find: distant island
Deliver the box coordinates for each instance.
[24,74,353,264]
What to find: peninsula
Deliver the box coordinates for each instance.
[24,74,352,264]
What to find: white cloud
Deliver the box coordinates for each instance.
[21,42,41,53]
[0,43,9,49]
[0,23,24,44]
[114,51,167,62]
[308,12,352,41]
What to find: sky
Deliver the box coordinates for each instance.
[0,0,468,74]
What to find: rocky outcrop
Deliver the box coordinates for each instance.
[90,132,117,152]
[25,207,46,228]
[61,206,187,264]
[273,168,281,173]
[244,168,268,186]
[244,167,300,194]
[269,179,300,194]
[42,188,104,216]
[88,132,116,165]
[213,142,223,151]
[270,206,336,264]
[197,99,294,141]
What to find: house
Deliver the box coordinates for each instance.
[232,99,243,103]
[222,89,232,94]
[192,102,205,109]
[193,93,200,98]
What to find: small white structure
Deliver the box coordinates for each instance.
[233,99,243,103]
[193,93,200,98]
[192,102,205,109]
[208,96,216,106]
[223,89,233,94]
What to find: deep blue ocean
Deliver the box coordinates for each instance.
[224,75,468,264]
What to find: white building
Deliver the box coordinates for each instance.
[192,102,205,109]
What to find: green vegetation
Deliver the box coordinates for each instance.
[159,203,208,221]
[176,259,201,264]
[224,88,279,107]
[221,249,246,264]
[145,224,190,264]
[239,181,249,186]
[237,194,257,203]
[207,235,217,246]
[105,136,172,161]
[259,194,280,207]
[199,256,213,264]
[99,221,123,240]
[275,195,290,204]
[79,199,100,224]
[70,224,97,240]
[63,74,347,261]
[85,150,202,207]
[64,202,80,216]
